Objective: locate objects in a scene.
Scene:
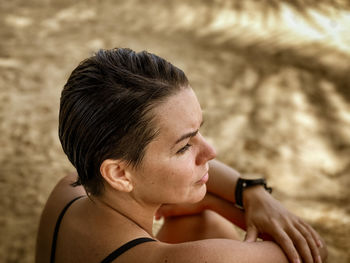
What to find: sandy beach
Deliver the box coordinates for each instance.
[1,1,349,262]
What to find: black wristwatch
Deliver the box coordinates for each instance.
[235,175,272,210]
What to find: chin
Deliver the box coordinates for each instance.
[188,185,207,204]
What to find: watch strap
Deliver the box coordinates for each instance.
[235,177,272,210]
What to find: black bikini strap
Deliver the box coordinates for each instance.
[50,195,85,263]
[101,237,156,263]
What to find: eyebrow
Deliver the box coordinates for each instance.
[174,121,204,145]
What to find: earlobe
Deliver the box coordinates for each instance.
[100,159,133,192]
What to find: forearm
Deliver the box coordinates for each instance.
[204,193,246,230]
[205,193,273,240]
[207,159,241,203]
[207,160,270,209]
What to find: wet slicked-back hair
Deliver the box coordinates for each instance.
[59,48,189,195]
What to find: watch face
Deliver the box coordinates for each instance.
[240,174,264,180]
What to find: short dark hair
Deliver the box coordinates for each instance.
[59,48,189,195]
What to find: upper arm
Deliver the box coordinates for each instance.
[153,239,289,263]
[35,173,86,263]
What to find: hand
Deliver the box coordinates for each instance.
[243,186,327,263]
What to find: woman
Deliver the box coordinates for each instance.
[36,48,327,263]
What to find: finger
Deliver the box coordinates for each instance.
[244,225,258,242]
[155,211,162,220]
[272,226,301,263]
[300,220,323,248]
[287,225,314,263]
[295,222,322,263]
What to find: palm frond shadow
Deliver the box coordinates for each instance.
[191,29,350,180]
[206,0,349,23]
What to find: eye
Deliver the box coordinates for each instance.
[176,143,192,154]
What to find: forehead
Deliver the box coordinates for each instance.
[153,88,202,139]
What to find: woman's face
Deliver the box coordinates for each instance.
[130,88,216,205]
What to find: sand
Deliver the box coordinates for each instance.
[1,1,349,262]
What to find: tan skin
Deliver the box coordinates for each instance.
[36,88,327,263]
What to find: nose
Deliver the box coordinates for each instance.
[195,133,217,165]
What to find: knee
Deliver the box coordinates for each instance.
[198,210,233,232]
[196,210,240,240]
[160,211,219,234]
[157,210,239,243]
[197,210,224,232]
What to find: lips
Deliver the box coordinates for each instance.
[197,172,209,184]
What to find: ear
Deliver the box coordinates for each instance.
[100,159,133,192]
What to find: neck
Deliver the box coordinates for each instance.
[92,190,159,235]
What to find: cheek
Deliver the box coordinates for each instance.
[138,151,201,203]
[165,159,199,199]
[170,155,196,180]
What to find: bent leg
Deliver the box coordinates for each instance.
[156,210,241,243]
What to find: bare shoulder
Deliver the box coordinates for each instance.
[38,173,86,227]
[35,173,86,263]
[139,239,289,263]
[48,173,86,202]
